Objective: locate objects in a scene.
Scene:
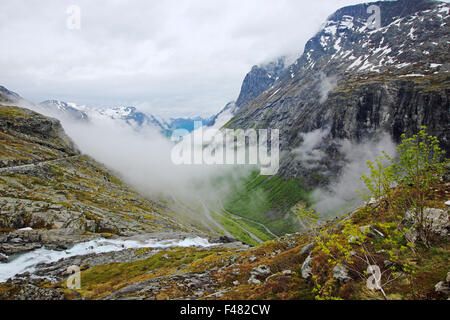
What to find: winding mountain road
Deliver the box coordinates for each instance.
[0,155,81,174]
[222,207,279,239]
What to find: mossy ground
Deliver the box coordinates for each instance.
[67,248,226,299]
[52,177,445,301]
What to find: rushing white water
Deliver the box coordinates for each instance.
[0,237,214,283]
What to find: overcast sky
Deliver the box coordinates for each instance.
[1,0,372,118]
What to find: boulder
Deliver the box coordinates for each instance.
[247,265,271,285]
[251,265,271,277]
[301,254,313,280]
[0,253,8,263]
[434,271,450,296]
[187,279,204,290]
[435,281,450,295]
[247,276,261,285]
[403,208,449,243]
[333,264,352,283]
[271,249,281,257]
[300,243,314,256]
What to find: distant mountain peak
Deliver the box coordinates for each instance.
[235,56,287,108]
[39,100,88,122]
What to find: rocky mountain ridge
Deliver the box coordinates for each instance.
[226,0,449,187]
[1,89,211,136]
[235,57,286,108]
[0,105,211,258]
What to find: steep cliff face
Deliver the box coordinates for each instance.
[235,57,286,108]
[209,57,286,128]
[227,0,450,186]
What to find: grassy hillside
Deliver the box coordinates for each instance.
[224,171,310,236]
[0,106,197,247]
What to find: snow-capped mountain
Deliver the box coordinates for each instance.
[207,57,287,129]
[89,106,169,132]
[39,100,88,122]
[35,101,169,133]
[35,100,216,136]
[226,0,450,185]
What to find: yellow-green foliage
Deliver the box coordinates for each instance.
[0,106,31,118]
[72,248,222,299]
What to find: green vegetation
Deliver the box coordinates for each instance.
[358,127,446,246]
[301,128,448,300]
[212,210,272,245]
[294,203,320,238]
[0,106,31,118]
[393,128,446,247]
[224,171,310,236]
[71,248,222,299]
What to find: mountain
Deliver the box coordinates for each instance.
[214,0,450,237]
[0,105,204,257]
[39,100,88,122]
[208,57,287,129]
[36,100,213,136]
[166,116,212,134]
[208,101,239,128]
[0,86,22,104]
[37,101,168,132]
[235,57,286,108]
[226,0,449,185]
[0,86,35,108]
[87,106,170,132]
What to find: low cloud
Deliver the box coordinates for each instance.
[318,73,338,104]
[293,128,330,168]
[0,0,364,117]
[63,118,251,205]
[312,132,397,216]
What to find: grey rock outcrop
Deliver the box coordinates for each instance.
[300,243,314,256]
[252,265,271,277]
[435,272,450,296]
[248,265,272,285]
[333,264,352,283]
[236,57,286,108]
[403,208,450,243]
[301,254,313,280]
[435,281,450,295]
